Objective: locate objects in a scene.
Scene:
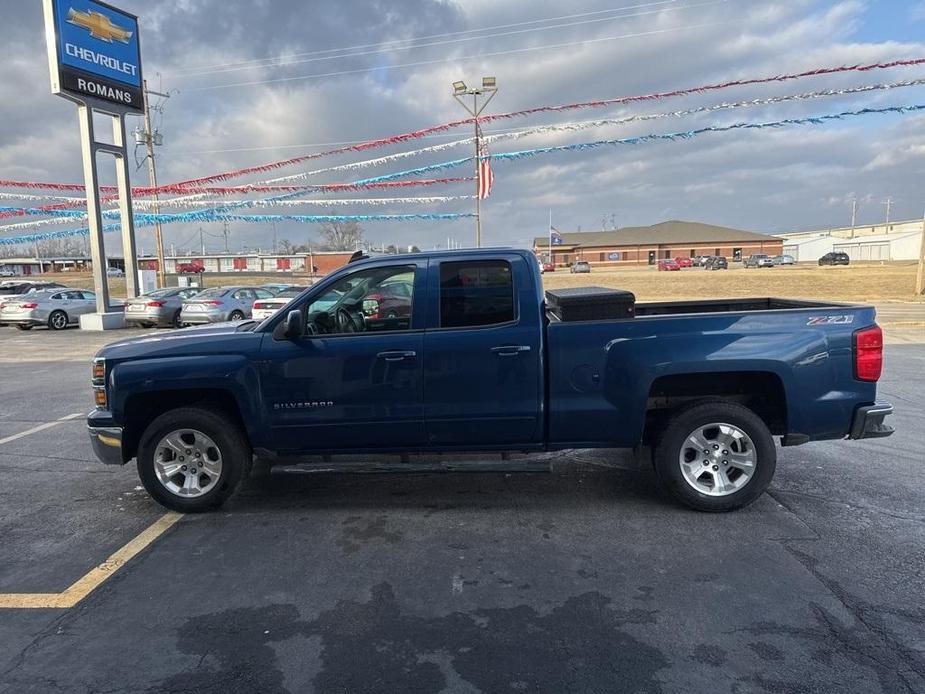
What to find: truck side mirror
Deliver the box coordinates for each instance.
[283,310,303,339]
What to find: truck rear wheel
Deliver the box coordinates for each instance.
[652,401,776,512]
[136,407,251,512]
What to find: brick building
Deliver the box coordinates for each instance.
[533,220,783,267]
[137,251,355,275]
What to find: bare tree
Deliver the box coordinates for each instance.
[277,238,297,255]
[319,221,365,251]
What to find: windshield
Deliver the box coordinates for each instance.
[277,287,308,298]
[143,288,177,298]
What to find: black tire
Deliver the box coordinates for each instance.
[15,324,33,331]
[229,310,245,321]
[136,407,252,512]
[652,400,776,512]
[47,310,68,330]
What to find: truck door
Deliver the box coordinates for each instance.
[258,261,426,452]
[423,255,543,446]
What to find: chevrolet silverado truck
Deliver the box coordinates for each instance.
[87,248,894,513]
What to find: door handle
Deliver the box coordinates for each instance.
[490,345,531,356]
[377,350,417,362]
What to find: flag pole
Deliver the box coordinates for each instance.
[548,209,553,266]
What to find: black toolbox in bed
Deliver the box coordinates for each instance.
[545,287,636,322]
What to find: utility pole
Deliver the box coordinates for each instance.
[222,219,230,253]
[850,198,858,238]
[139,80,169,287]
[883,197,893,226]
[452,77,497,248]
[199,227,205,255]
[271,220,278,254]
[916,202,925,295]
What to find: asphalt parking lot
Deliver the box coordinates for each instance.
[0,326,923,693]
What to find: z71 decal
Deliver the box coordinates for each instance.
[806,315,855,326]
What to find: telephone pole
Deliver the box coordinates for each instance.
[850,198,858,238]
[138,80,169,287]
[883,197,893,225]
[452,77,497,248]
[916,202,925,295]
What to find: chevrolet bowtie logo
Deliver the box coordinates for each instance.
[66,7,133,44]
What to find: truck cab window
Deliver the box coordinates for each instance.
[439,260,514,328]
[305,265,415,335]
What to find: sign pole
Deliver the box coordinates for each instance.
[112,113,139,300]
[76,102,111,314]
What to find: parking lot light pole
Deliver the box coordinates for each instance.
[916,203,925,295]
[452,77,498,248]
[140,81,169,288]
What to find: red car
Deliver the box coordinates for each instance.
[674,257,694,268]
[658,259,681,271]
[542,262,555,273]
[176,262,205,273]
[362,279,413,320]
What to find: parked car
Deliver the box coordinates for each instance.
[0,268,15,277]
[657,259,681,271]
[570,261,591,274]
[179,286,274,325]
[744,254,774,268]
[819,252,850,266]
[674,257,694,268]
[260,283,298,294]
[361,277,413,323]
[705,256,728,270]
[252,286,311,321]
[770,255,795,266]
[0,288,97,330]
[87,248,893,514]
[0,281,65,302]
[176,263,205,274]
[698,256,712,267]
[124,288,202,329]
[106,267,124,277]
[542,262,555,273]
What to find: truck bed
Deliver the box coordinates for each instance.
[547,296,851,321]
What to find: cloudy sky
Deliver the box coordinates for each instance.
[1,0,925,255]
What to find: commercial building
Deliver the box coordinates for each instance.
[533,220,783,267]
[778,219,924,262]
[137,251,355,275]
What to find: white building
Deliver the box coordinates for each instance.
[779,219,923,262]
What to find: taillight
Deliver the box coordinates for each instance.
[854,325,883,382]
[146,300,166,307]
[253,302,266,310]
[19,303,38,309]
[202,300,223,306]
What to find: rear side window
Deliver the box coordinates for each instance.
[439,260,514,328]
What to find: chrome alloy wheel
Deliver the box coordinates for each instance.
[153,429,223,498]
[678,422,756,497]
[50,312,68,329]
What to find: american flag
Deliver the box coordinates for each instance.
[477,143,494,200]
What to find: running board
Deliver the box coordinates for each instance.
[270,453,553,474]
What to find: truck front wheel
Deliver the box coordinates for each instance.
[652,401,776,512]
[136,407,251,512]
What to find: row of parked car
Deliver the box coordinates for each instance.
[0,280,312,331]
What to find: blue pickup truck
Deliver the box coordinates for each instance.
[88,248,893,513]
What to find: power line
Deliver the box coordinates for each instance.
[173,0,681,75]
[185,17,731,92]
[176,0,692,78]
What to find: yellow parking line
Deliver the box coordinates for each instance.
[0,412,83,446]
[0,512,183,609]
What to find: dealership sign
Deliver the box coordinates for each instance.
[43,0,143,112]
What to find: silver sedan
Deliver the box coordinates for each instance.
[124,287,202,328]
[180,286,274,326]
[0,288,97,330]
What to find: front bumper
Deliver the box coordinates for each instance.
[848,402,895,440]
[89,425,125,465]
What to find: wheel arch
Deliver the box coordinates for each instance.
[643,370,788,444]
